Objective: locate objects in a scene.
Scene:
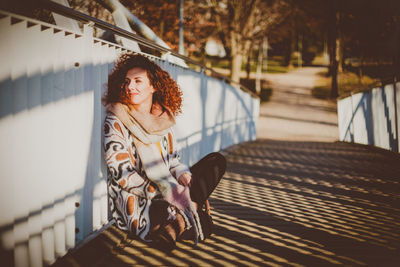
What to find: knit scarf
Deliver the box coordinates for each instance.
[106,102,178,197]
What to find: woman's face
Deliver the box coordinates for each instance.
[124,67,155,106]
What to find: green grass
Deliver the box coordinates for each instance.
[265,63,289,74]
[210,59,230,69]
[208,56,289,74]
[312,70,378,99]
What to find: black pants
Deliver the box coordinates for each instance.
[149,152,226,247]
[189,152,226,207]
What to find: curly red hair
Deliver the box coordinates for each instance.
[104,53,183,115]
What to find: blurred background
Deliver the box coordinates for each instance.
[3,0,400,101]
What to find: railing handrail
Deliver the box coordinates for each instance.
[337,72,400,100]
[36,0,258,98]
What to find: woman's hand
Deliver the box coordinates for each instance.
[164,183,192,211]
[178,172,192,187]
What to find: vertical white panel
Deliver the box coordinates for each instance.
[8,18,30,267]
[397,82,400,150]
[250,94,259,141]
[371,87,388,149]
[55,28,75,256]
[351,92,371,145]
[92,41,112,229]
[72,24,93,244]
[253,96,260,141]
[222,83,240,148]
[39,24,57,266]
[51,28,67,258]
[0,15,13,116]
[25,22,44,267]
[62,31,79,251]
[383,84,397,150]
[100,44,116,225]
[175,73,202,135]
[205,78,224,128]
[385,84,397,143]
[0,15,15,261]
[371,86,396,150]
[81,28,95,240]
[91,40,103,231]
[337,96,354,142]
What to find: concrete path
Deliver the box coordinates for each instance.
[55,68,400,266]
[257,67,338,141]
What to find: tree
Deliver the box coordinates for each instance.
[298,0,400,96]
[328,0,339,97]
[207,0,290,83]
[112,0,217,57]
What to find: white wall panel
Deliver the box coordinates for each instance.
[175,72,203,135]
[338,83,399,152]
[9,19,31,267]
[371,87,390,150]
[383,84,397,149]
[397,82,400,150]
[205,77,224,128]
[351,92,371,145]
[0,14,14,258]
[337,97,354,142]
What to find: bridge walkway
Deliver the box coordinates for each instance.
[55,139,400,266]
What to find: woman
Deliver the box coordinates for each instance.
[103,53,226,249]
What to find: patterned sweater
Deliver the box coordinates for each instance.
[103,112,190,240]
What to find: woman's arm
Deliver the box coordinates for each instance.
[104,114,153,197]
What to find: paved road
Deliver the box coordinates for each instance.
[55,68,400,266]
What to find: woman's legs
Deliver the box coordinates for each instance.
[189,152,226,207]
[186,152,226,239]
[148,152,226,248]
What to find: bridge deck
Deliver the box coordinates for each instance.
[55,139,400,266]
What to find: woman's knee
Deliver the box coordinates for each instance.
[208,152,227,175]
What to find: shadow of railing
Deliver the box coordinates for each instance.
[213,139,400,265]
[54,139,400,266]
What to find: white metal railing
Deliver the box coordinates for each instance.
[0,9,259,267]
[337,82,399,152]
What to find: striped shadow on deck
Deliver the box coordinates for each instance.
[54,139,400,266]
